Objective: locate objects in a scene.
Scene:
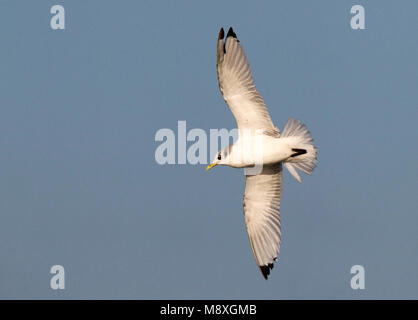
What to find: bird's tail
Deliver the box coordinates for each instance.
[281,118,317,182]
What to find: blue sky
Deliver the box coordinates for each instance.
[0,0,417,299]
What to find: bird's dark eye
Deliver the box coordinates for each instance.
[217,154,222,160]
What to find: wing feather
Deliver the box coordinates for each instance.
[243,164,282,279]
[217,27,278,133]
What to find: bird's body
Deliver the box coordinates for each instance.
[207,27,317,279]
[218,133,295,168]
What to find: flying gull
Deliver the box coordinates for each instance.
[207,27,317,279]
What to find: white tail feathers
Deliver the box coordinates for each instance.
[281,118,317,182]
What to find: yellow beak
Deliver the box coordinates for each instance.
[206,163,217,171]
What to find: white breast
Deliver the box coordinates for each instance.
[228,135,292,168]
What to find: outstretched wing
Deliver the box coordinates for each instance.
[217,27,277,133]
[243,164,282,279]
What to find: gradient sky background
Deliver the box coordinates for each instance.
[0,1,417,299]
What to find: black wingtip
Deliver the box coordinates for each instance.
[227,27,237,39]
[259,263,275,280]
[218,27,224,40]
[291,148,307,157]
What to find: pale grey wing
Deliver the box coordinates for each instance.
[217,28,278,133]
[243,164,282,279]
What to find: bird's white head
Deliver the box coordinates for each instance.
[206,145,231,171]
